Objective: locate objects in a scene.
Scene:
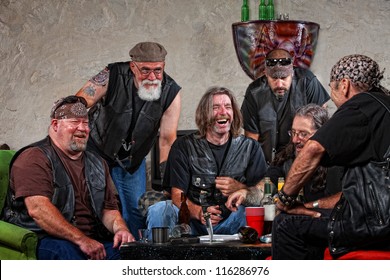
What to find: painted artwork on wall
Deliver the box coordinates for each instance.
[232,20,320,80]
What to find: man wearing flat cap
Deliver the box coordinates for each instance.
[4,96,134,259]
[241,48,329,164]
[75,42,181,239]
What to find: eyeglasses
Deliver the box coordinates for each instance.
[50,96,87,118]
[266,58,292,67]
[132,62,163,76]
[288,130,312,140]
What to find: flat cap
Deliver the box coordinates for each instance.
[129,42,167,62]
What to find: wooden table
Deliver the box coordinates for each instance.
[120,240,271,260]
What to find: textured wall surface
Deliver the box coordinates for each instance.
[1,0,389,148]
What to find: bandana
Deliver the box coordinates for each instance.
[330,54,385,88]
[50,96,88,119]
[265,64,293,79]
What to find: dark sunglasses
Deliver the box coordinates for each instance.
[266,58,292,67]
[50,96,87,118]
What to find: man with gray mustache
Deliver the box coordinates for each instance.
[75,42,181,240]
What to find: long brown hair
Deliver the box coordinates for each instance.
[195,86,242,138]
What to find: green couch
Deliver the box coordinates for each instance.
[0,150,38,260]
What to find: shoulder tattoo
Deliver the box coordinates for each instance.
[89,67,109,86]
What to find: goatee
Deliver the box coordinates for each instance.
[138,80,162,101]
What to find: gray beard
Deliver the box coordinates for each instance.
[138,80,162,101]
[244,188,264,206]
[70,141,87,152]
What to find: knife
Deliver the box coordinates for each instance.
[199,190,213,242]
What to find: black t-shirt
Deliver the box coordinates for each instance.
[311,92,390,166]
[207,138,231,174]
[163,135,266,194]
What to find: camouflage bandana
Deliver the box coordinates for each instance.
[265,64,294,79]
[330,54,385,88]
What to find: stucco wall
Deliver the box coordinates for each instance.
[1,0,389,148]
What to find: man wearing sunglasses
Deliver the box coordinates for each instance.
[241,48,329,164]
[75,42,181,239]
[4,96,135,259]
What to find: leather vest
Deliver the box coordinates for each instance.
[328,92,390,257]
[185,134,258,206]
[3,137,106,235]
[245,68,323,163]
[88,62,180,173]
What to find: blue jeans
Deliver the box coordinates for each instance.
[146,200,179,240]
[271,209,331,260]
[147,200,246,239]
[37,236,120,260]
[110,159,146,240]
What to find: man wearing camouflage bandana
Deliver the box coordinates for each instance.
[241,48,330,164]
[272,54,390,259]
[4,95,135,259]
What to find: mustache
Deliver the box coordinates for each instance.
[142,80,160,86]
[295,143,304,149]
[73,132,88,138]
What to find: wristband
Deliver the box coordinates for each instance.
[277,188,297,206]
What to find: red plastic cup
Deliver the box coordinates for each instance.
[245,207,265,236]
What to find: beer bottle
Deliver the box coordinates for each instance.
[178,192,190,225]
[277,177,285,191]
[266,0,275,20]
[259,0,267,20]
[261,177,276,235]
[241,0,249,22]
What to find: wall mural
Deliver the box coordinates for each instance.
[232,20,320,80]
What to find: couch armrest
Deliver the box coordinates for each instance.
[0,220,37,259]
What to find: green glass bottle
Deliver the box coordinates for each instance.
[241,0,249,22]
[261,177,276,235]
[266,0,275,20]
[259,0,267,20]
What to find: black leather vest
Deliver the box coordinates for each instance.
[328,92,390,257]
[244,68,326,163]
[184,134,258,206]
[4,137,106,235]
[88,62,180,173]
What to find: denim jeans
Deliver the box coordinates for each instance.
[271,209,331,260]
[110,159,146,240]
[37,236,120,260]
[146,200,246,239]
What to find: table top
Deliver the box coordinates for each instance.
[120,240,271,260]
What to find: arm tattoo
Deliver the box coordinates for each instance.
[89,67,109,86]
[83,85,96,97]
